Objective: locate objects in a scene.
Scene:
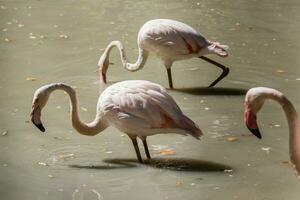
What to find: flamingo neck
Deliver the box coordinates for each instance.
[98,41,148,79]
[271,92,300,177]
[51,84,107,136]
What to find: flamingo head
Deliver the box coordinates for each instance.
[30,86,51,132]
[244,88,266,139]
[97,53,110,84]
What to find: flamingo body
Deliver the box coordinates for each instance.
[30,80,202,163]
[138,19,212,61]
[98,19,229,88]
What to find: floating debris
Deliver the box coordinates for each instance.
[158,149,176,155]
[37,161,48,166]
[105,151,113,154]
[26,77,37,81]
[276,69,285,73]
[1,130,8,136]
[56,106,61,109]
[176,180,183,187]
[59,153,75,160]
[1,5,6,9]
[296,78,300,81]
[2,164,8,167]
[80,106,88,112]
[190,183,196,186]
[4,38,12,42]
[18,24,24,28]
[261,147,271,154]
[2,28,8,32]
[29,35,37,39]
[48,174,55,178]
[204,107,210,111]
[224,169,233,173]
[268,123,281,128]
[226,136,238,142]
[59,34,69,39]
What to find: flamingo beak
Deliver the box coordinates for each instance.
[30,102,46,132]
[244,109,262,139]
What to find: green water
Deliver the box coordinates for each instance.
[0,0,300,199]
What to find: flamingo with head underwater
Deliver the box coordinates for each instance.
[30,80,202,163]
[97,19,229,88]
[244,87,300,178]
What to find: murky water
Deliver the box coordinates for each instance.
[1,0,300,199]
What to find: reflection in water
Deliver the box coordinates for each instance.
[172,87,247,95]
[70,158,232,172]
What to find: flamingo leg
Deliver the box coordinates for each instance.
[130,137,143,163]
[166,68,173,89]
[199,56,229,87]
[142,138,151,159]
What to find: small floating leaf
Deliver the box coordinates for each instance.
[48,174,55,178]
[1,131,8,136]
[80,107,88,112]
[226,136,238,142]
[176,180,183,187]
[158,149,176,155]
[276,69,285,73]
[26,77,37,81]
[37,161,48,166]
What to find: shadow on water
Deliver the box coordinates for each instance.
[70,158,232,172]
[171,87,247,96]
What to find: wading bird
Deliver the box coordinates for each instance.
[30,80,202,163]
[244,87,300,178]
[98,19,229,88]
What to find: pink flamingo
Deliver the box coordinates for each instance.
[244,87,300,178]
[98,19,229,88]
[30,80,202,163]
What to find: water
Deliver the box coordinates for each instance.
[1,0,300,199]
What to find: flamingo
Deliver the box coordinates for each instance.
[30,80,202,163]
[244,87,300,178]
[97,19,229,88]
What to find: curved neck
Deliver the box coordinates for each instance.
[270,92,300,176]
[98,41,148,77]
[49,84,107,136]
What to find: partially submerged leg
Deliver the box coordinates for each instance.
[166,68,173,89]
[164,61,173,89]
[141,137,151,159]
[199,56,230,87]
[130,136,143,163]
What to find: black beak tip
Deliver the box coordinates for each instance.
[248,128,262,139]
[36,123,46,132]
[31,119,46,132]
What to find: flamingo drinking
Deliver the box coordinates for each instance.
[30,80,202,163]
[98,19,229,88]
[244,87,300,178]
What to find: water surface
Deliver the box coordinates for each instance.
[1,0,300,199]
